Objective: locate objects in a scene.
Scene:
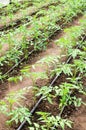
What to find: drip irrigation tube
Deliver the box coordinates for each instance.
[3,49,35,76]
[16,46,73,130]
[17,35,86,130]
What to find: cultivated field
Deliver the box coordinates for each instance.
[0,0,86,130]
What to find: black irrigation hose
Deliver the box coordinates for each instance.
[17,35,86,130]
[3,49,35,76]
[52,73,81,130]
[17,96,44,130]
[17,75,61,130]
[16,44,73,130]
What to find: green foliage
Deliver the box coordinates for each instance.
[0,89,31,126]
[51,63,73,77]
[68,48,83,59]
[68,97,82,107]
[34,86,53,104]
[56,18,86,49]
[74,59,86,73]
[54,80,85,109]
[6,107,31,125]
[0,89,26,112]
[8,75,23,83]
[37,56,59,67]
[30,112,72,130]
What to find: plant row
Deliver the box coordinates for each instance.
[0,0,59,31]
[0,0,34,14]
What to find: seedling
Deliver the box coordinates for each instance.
[6,107,31,125]
[34,86,53,104]
[37,56,59,74]
[8,75,23,83]
[0,89,26,112]
[0,89,31,126]
[21,66,48,86]
[34,112,73,130]
[51,63,73,77]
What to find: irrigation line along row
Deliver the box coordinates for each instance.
[52,72,81,130]
[17,35,86,130]
[0,1,59,32]
[52,36,86,130]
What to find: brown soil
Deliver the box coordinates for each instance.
[0,43,9,57]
